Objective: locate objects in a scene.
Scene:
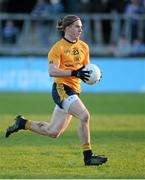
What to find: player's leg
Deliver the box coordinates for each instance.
[29,105,72,137]
[68,97,107,166]
[68,98,90,146]
[5,106,72,138]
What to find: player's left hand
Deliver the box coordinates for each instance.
[71,66,90,82]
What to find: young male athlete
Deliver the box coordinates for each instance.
[5,15,107,166]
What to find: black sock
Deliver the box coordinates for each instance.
[83,150,92,161]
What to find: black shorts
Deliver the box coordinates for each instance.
[52,83,78,109]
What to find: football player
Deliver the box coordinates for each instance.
[5,15,107,166]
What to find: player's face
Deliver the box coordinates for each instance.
[66,20,83,41]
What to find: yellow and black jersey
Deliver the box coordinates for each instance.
[48,38,90,93]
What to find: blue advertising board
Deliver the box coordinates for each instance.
[0,57,144,92]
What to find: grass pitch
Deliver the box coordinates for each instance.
[0,92,145,178]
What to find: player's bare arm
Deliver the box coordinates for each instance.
[49,62,90,82]
[49,62,71,77]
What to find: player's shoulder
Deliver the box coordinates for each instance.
[49,39,63,54]
[78,39,89,49]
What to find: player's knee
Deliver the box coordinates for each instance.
[80,110,90,123]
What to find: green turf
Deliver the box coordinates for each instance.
[0,92,145,115]
[0,93,145,178]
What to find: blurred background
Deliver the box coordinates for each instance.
[0,0,145,92]
[0,2,145,178]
